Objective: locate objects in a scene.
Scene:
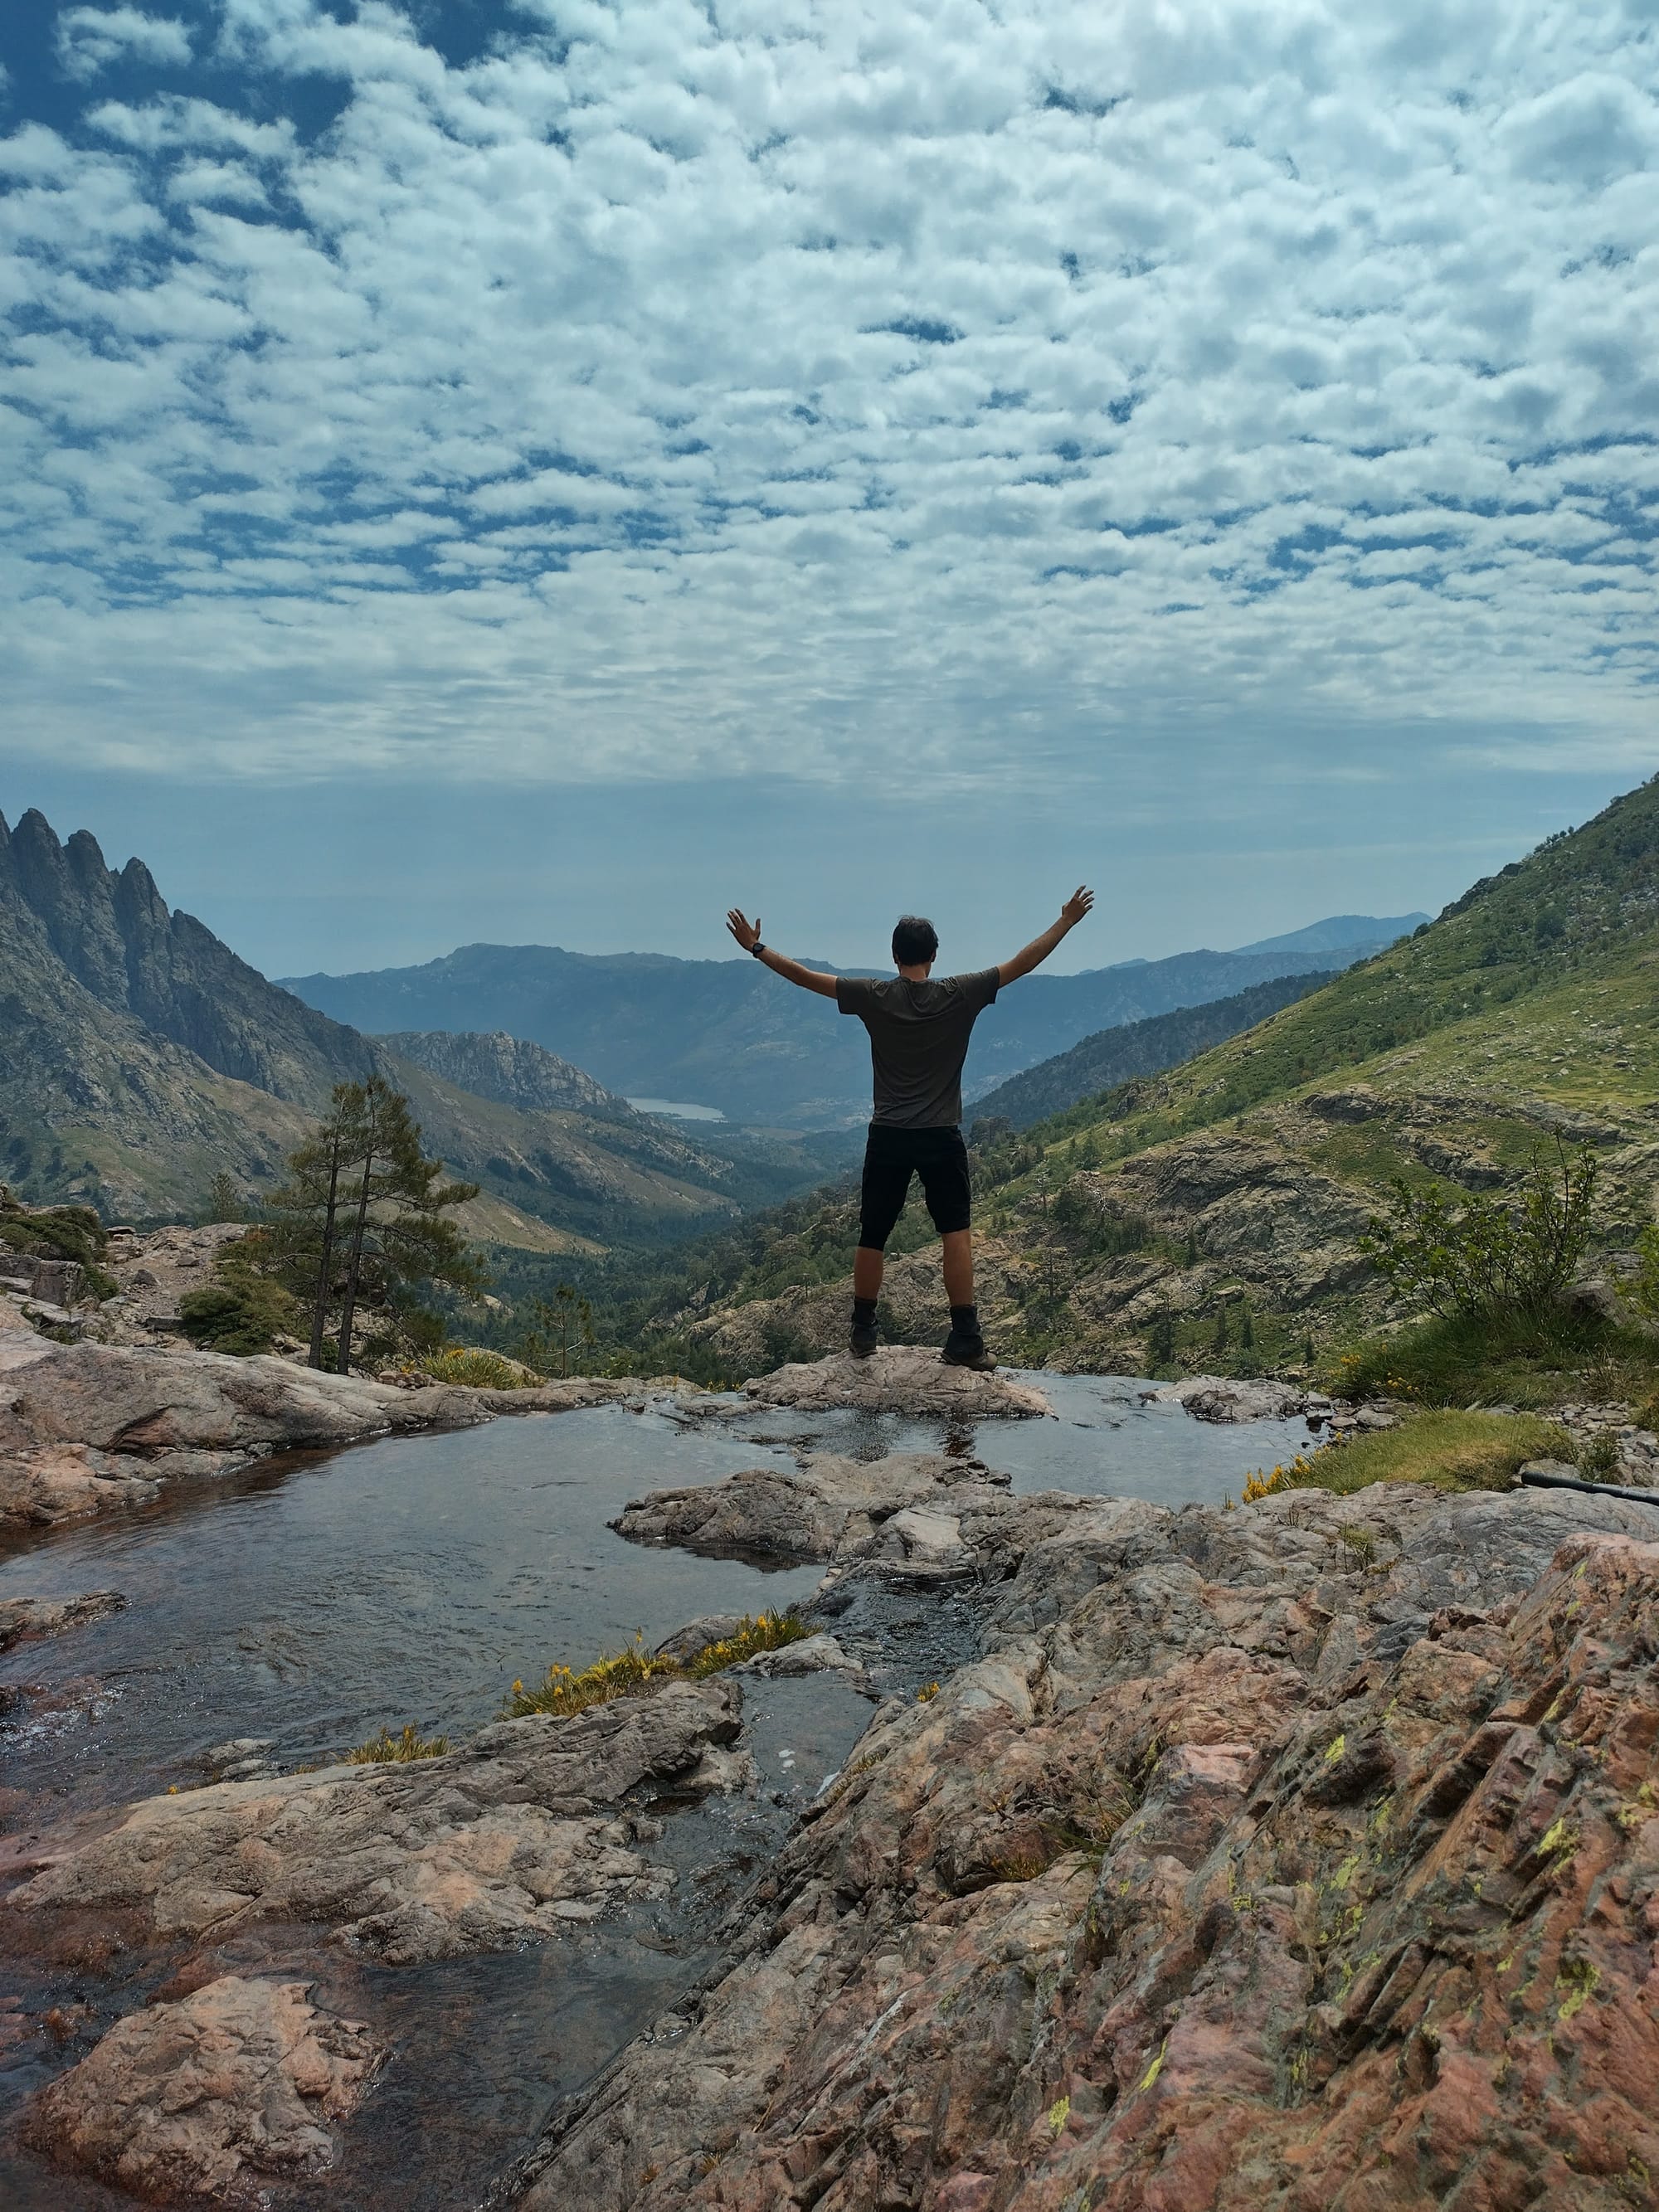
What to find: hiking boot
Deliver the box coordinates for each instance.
[941,1329,995,1371]
[849,1315,879,1359]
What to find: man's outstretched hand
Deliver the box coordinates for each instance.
[998,886,1096,987]
[726,912,839,998]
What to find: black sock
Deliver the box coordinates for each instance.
[950,1304,980,1335]
[852,1296,878,1324]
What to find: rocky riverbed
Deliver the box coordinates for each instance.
[6,1346,1659,2210]
[510,1476,1659,2212]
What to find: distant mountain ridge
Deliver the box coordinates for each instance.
[284,914,1425,1125]
[379,1030,626,1120]
[0,809,764,1244]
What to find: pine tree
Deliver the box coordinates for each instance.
[263,1088,371,1369]
[202,1170,243,1226]
[262,1077,482,1373]
[331,1077,483,1376]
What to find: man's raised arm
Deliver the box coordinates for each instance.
[726,908,839,999]
[997,887,1095,987]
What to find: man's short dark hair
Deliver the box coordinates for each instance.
[893,915,939,967]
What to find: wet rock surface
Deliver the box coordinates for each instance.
[0,1590,125,1652]
[22,1974,382,2201]
[6,1679,746,1966]
[745,1347,1050,1419]
[1141,1373,1313,1423]
[506,1483,1659,2212]
[0,1301,685,1529]
[613,1451,1015,1567]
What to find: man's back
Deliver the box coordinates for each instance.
[835,968,1000,1128]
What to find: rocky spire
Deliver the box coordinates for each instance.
[10,811,130,1008]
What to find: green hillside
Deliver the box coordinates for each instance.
[968,969,1334,1128]
[629,777,1659,1383]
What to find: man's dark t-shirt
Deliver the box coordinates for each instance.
[835,970,1000,1128]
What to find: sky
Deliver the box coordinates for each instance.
[2,0,1656,976]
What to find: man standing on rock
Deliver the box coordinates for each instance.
[725,890,1095,1368]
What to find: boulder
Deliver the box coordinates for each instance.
[0,1305,688,1528]
[7,1679,745,1967]
[22,1976,381,2199]
[0,1589,125,1652]
[730,1631,865,1681]
[745,1346,1049,1418]
[612,1451,1013,1567]
[1142,1373,1311,1422]
[653,1613,749,1665]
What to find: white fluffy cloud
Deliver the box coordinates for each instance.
[2,0,1656,790]
[56,7,194,80]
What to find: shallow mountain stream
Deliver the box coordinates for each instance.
[0,1377,1315,2209]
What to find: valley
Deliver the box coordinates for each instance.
[283,914,1423,1127]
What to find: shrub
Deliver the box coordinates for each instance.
[0,1197,118,1299]
[502,1612,807,1719]
[344,1723,450,1764]
[420,1346,542,1388]
[1358,1144,1598,1326]
[178,1238,301,1355]
[1578,1431,1620,1480]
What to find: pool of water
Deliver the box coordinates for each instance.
[704,1370,1316,1502]
[0,1377,1316,1827]
[0,1373,1318,2209]
[0,1403,830,1823]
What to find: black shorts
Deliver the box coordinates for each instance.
[859,1124,972,1250]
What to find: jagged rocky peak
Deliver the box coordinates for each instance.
[0,805,374,1106]
[2,811,131,1005]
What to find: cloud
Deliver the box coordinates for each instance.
[56,7,193,81]
[1,0,1656,795]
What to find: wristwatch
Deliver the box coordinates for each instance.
[750,941,766,958]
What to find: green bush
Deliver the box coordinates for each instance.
[0,1198,118,1300]
[178,1241,301,1355]
[420,1346,542,1388]
[1358,1145,1598,1326]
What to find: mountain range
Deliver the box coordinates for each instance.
[658,775,1659,1378]
[0,809,823,1246]
[283,913,1426,1125]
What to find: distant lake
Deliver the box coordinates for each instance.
[629,1096,727,1121]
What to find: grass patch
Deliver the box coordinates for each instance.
[502,1611,808,1719]
[345,1723,450,1763]
[1243,1408,1573,1500]
[1327,1310,1659,1411]
[420,1346,544,1388]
